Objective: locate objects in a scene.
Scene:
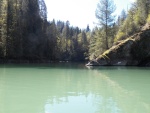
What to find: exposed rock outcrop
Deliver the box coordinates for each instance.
[87,27,150,66]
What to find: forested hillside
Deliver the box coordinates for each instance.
[0,0,89,62]
[0,0,150,63]
[89,0,150,60]
[87,0,150,66]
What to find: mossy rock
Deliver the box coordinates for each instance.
[87,25,150,66]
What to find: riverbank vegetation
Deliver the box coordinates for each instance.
[0,0,150,63]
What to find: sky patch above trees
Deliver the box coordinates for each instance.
[44,0,134,29]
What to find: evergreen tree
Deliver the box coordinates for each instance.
[95,0,116,49]
[89,28,106,60]
[0,0,7,57]
[118,9,127,26]
[86,24,90,32]
[136,0,149,25]
[0,0,90,61]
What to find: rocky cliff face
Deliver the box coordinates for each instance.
[87,26,150,66]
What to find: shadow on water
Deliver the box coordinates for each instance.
[86,65,150,71]
[0,62,150,71]
[0,62,88,70]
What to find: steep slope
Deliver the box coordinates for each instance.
[87,25,150,66]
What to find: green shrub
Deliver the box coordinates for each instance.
[114,31,125,42]
[146,14,150,23]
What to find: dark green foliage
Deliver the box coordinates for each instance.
[0,0,88,61]
[115,0,150,42]
[91,29,150,66]
[1,0,149,62]
[89,0,150,60]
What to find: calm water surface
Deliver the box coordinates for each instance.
[0,63,150,113]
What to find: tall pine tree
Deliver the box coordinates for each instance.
[95,0,116,49]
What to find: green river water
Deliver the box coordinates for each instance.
[0,63,150,113]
